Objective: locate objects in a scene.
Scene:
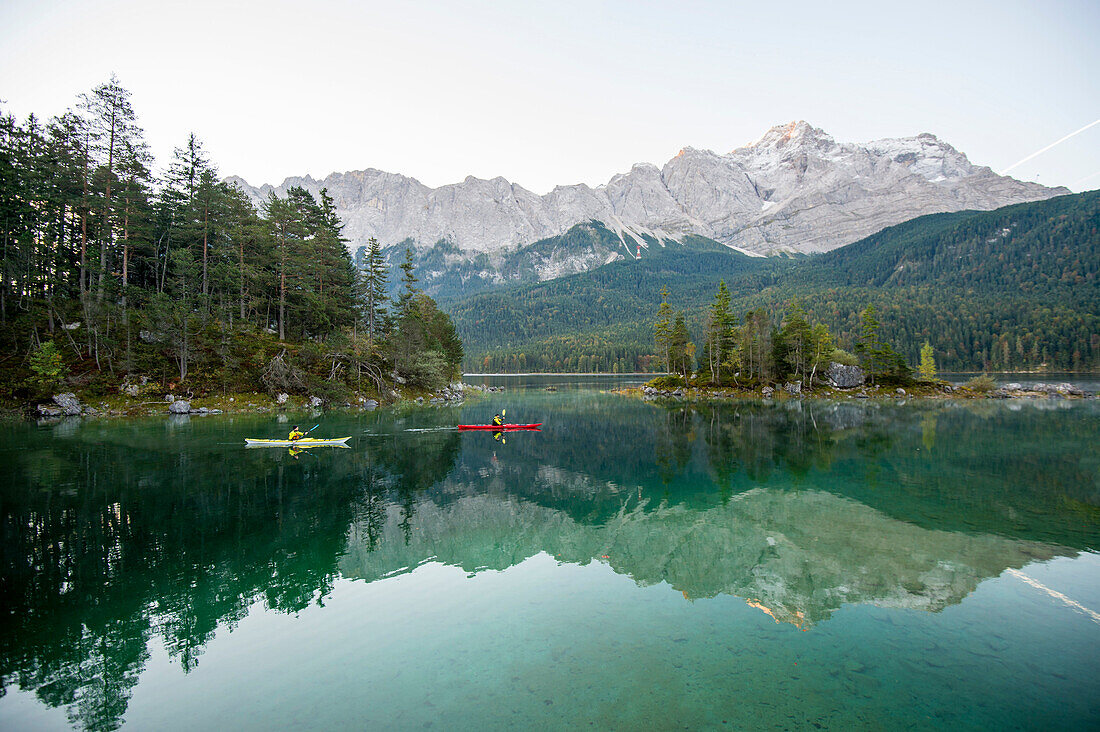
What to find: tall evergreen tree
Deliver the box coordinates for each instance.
[855,305,883,382]
[397,246,419,315]
[739,308,772,382]
[668,312,692,377]
[361,237,389,348]
[778,302,813,386]
[80,74,144,301]
[703,280,735,384]
[654,285,673,373]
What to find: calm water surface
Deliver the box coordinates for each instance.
[1,378,1098,730]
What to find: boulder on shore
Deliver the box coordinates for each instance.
[52,393,83,416]
[168,400,191,414]
[826,363,865,389]
[120,375,159,397]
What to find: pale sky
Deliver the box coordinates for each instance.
[2,0,1097,194]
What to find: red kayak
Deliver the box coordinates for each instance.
[458,423,542,431]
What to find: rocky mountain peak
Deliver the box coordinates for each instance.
[228,121,1067,270]
[740,120,835,151]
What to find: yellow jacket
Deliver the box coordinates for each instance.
[289,429,304,441]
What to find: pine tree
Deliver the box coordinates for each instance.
[779,301,813,386]
[310,188,358,333]
[397,246,419,316]
[808,322,833,384]
[855,305,882,383]
[361,237,389,349]
[654,285,672,373]
[80,75,144,301]
[703,280,734,384]
[669,312,692,377]
[739,308,772,382]
[262,193,306,340]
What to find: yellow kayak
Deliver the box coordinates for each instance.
[245,437,351,447]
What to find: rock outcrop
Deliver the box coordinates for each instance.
[826,363,866,389]
[228,121,1066,280]
[52,393,83,416]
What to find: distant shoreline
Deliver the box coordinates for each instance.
[464,373,656,377]
[463,371,1100,378]
[615,381,1097,402]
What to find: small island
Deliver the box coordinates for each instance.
[599,284,1095,403]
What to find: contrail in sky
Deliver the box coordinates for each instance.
[1000,118,1100,175]
[1072,170,1100,188]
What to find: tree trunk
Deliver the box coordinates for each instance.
[98,106,116,301]
[201,202,208,300]
[80,135,89,301]
[277,223,287,340]
[239,237,246,321]
[279,270,286,341]
[122,198,130,370]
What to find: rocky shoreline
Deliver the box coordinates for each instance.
[17,375,1097,423]
[628,380,1096,402]
[26,381,505,422]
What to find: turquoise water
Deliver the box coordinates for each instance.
[1,380,1098,730]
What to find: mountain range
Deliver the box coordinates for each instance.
[228,121,1065,287]
[443,190,1098,372]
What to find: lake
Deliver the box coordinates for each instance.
[1,377,1098,730]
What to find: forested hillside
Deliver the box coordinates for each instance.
[451,191,1099,373]
[361,220,643,301]
[440,239,768,372]
[0,77,462,405]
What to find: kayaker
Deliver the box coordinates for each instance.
[288,425,304,441]
[492,413,503,426]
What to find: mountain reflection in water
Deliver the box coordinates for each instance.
[0,395,1097,730]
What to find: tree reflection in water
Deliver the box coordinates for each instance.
[1,398,1097,730]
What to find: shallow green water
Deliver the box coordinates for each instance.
[1,381,1098,730]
